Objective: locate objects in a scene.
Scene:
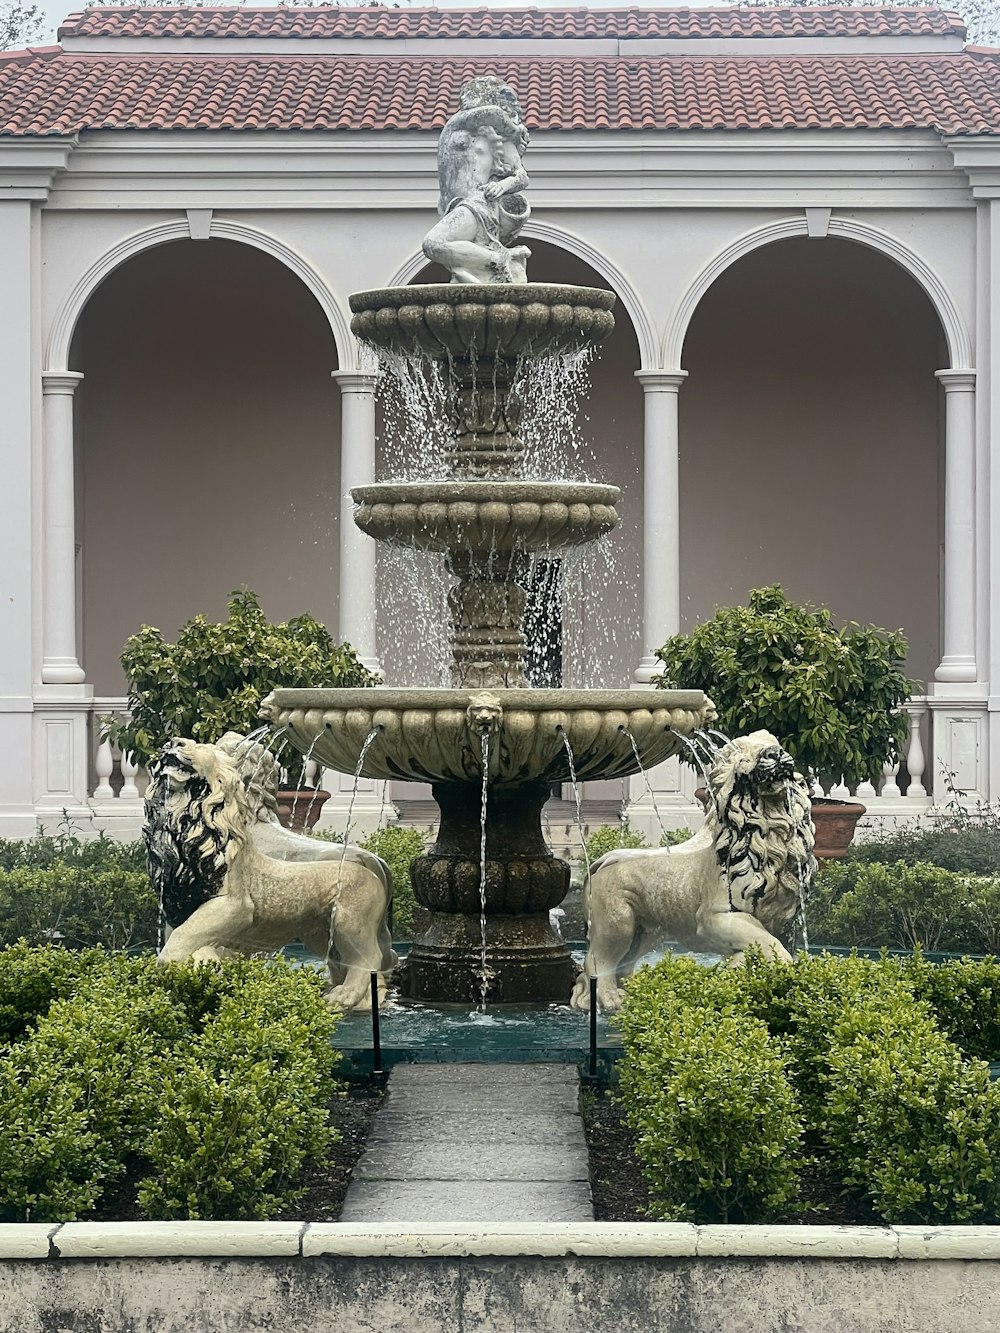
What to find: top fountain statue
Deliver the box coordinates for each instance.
[422,77,532,285]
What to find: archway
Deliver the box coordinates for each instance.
[678,235,944,687]
[71,238,341,694]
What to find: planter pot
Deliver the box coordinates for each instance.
[275,788,330,832]
[810,797,866,860]
[693,790,866,861]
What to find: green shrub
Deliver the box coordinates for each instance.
[103,588,378,782]
[808,859,996,953]
[0,862,158,952]
[618,961,803,1222]
[0,948,341,1222]
[902,954,1000,1062]
[0,824,145,874]
[138,959,340,1220]
[849,823,1000,877]
[584,821,649,865]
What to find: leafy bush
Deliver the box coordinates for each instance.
[617,953,1000,1223]
[0,948,341,1222]
[653,584,914,785]
[584,821,649,864]
[850,821,1000,878]
[809,859,1000,953]
[103,588,378,782]
[0,823,145,874]
[138,958,339,1220]
[618,960,803,1222]
[0,862,158,953]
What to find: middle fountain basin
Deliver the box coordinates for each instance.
[260,687,713,787]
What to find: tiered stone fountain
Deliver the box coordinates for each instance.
[261,77,712,1005]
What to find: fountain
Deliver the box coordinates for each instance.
[260,76,713,1006]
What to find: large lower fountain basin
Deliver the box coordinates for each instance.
[349,283,616,360]
[260,687,713,786]
[352,481,620,553]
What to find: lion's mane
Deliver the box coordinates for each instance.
[707,737,816,941]
[145,744,249,927]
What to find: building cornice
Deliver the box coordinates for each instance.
[0,140,75,200]
[946,136,1000,197]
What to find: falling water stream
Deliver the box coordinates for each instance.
[478,728,491,1011]
[329,726,382,973]
[624,729,668,843]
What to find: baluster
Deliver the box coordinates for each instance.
[810,777,826,800]
[93,734,115,800]
[120,748,141,802]
[880,758,902,800]
[855,777,877,801]
[304,758,319,788]
[904,703,927,799]
[829,777,851,800]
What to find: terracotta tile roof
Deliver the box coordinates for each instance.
[2,48,1000,136]
[57,5,968,42]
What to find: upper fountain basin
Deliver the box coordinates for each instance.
[353,480,620,553]
[260,687,714,788]
[349,284,616,361]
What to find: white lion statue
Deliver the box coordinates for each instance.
[145,738,396,1011]
[569,730,816,1013]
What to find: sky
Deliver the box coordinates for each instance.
[33,0,724,46]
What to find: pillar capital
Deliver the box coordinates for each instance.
[41,370,84,397]
[332,369,378,395]
[936,368,977,393]
[634,369,688,393]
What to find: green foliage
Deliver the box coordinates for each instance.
[653,584,914,785]
[584,820,649,864]
[138,959,339,1220]
[0,822,145,873]
[0,0,43,51]
[848,820,1000,878]
[617,953,1000,1223]
[618,960,803,1222]
[103,588,379,781]
[315,824,427,938]
[0,948,340,1222]
[809,859,1000,953]
[0,862,158,953]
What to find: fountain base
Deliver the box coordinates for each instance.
[398,912,577,1006]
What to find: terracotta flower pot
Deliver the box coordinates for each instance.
[275,787,330,832]
[810,797,866,861]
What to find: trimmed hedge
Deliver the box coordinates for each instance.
[617,953,1000,1224]
[0,948,341,1222]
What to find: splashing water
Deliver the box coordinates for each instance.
[328,727,383,973]
[624,729,668,843]
[669,730,719,814]
[478,728,491,1011]
[558,728,593,933]
[786,780,811,952]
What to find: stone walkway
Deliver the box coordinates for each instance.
[340,1062,593,1223]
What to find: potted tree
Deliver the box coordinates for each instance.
[653,585,915,858]
[104,589,379,830]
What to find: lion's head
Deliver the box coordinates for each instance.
[215,731,281,824]
[706,730,816,941]
[144,738,250,927]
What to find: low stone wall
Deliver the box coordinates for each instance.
[4,1222,1000,1332]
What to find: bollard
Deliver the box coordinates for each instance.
[589,974,598,1080]
[370,971,382,1076]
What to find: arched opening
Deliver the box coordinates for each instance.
[71,239,341,694]
[389,238,644,690]
[679,236,945,687]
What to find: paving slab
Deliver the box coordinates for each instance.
[342,1062,593,1224]
[355,1142,590,1183]
[339,1180,593,1223]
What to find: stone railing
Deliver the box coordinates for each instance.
[813,696,932,811]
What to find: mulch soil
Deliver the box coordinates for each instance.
[581,1087,878,1224]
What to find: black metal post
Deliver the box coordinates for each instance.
[370,971,382,1077]
[589,974,598,1080]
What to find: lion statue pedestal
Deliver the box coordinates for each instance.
[569,731,816,1013]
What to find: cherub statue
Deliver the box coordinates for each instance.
[422,76,532,285]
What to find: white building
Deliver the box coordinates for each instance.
[0,4,996,838]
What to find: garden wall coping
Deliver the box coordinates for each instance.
[4,1222,1000,1261]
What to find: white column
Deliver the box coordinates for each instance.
[41,371,85,684]
[634,370,686,684]
[332,369,380,675]
[935,368,978,683]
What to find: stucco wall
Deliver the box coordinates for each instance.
[73,239,342,694]
[680,236,944,688]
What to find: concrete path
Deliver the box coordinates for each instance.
[340,1063,593,1223]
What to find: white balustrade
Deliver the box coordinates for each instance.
[903,701,928,799]
[93,735,115,801]
[87,701,147,806]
